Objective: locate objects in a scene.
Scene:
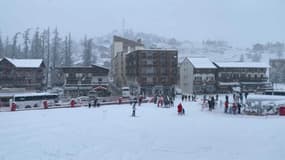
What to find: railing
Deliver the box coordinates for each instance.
[218,77,268,82]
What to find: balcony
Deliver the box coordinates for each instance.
[218,77,268,82]
[193,80,216,85]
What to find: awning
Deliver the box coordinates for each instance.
[94,86,107,90]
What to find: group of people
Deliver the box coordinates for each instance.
[181,94,196,102]
[224,93,247,114]
[88,98,100,108]
[202,95,218,111]
[201,92,248,115]
[154,95,174,108]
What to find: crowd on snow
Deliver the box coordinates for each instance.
[86,91,250,116]
[201,92,249,114]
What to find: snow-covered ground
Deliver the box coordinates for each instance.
[0,98,285,160]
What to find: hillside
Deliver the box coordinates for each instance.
[91,30,284,68]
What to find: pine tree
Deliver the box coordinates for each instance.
[12,32,21,58]
[64,33,73,66]
[51,28,61,68]
[83,36,92,66]
[5,37,12,57]
[23,28,31,58]
[0,35,4,58]
[31,28,42,58]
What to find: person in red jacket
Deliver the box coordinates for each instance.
[177,103,183,115]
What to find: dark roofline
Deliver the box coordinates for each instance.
[113,35,144,46]
[57,64,109,71]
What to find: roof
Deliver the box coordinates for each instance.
[218,82,240,86]
[113,35,144,46]
[58,64,109,71]
[188,57,216,69]
[214,62,270,68]
[4,57,44,68]
[135,48,178,51]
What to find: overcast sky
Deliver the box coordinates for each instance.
[0,0,284,47]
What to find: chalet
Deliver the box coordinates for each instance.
[57,65,109,97]
[0,57,45,91]
[180,57,217,94]
[126,49,178,96]
[214,62,271,93]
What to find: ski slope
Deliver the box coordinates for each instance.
[0,99,284,160]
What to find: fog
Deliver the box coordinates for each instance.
[0,0,284,46]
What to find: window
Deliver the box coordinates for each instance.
[195,76,202,81]
[76,73,82,78]
[146,77,153,83]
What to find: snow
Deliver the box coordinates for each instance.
[214,62,270,68]
[0,97,285,160]
[5,57,43,68]
[188,57,217,69]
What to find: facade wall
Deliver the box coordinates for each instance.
[179,58,217,94]
[180,59,193,94]
[270,59,285,83]
[216,67,270,93]
[126,49,178,96]
[59,66,109,97]
[111,36,144,87]
[192,69,216,94]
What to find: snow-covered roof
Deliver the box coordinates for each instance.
[188,57,216,69]
[215,62,270,68]
[5,57,44,68]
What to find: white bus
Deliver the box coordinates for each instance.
[122,87,131,98]
[11,92,59,110]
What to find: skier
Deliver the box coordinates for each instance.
[132,97,137,117]
[237,103,242,114]
[88,99,91,108]
[211,96,215,110]
[169,97,174,107]
[138,96,143,106]
[93,98,98,107]
[224,100,229,113]
[208,98,212,111]
[232,103,237,114]
[118,97,122,104]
